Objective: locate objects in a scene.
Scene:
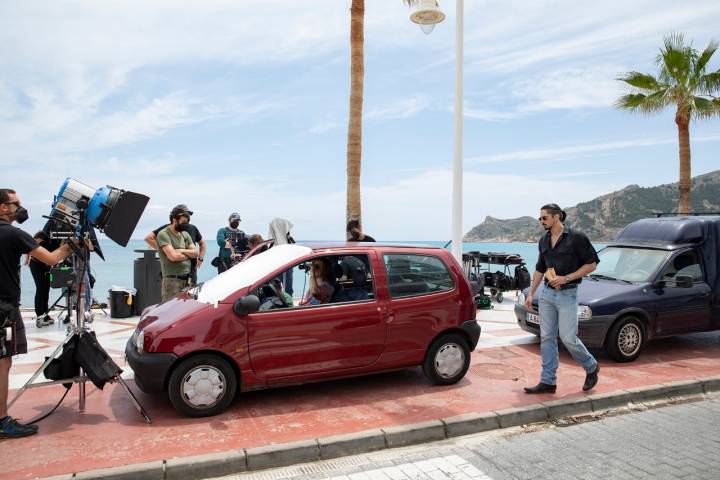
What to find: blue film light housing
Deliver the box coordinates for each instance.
[50,178,149,248]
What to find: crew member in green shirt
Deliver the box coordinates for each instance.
[157,205,197,301]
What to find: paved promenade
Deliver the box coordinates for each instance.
[4,294,720,479]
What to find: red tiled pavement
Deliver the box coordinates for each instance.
[4,332,720,479]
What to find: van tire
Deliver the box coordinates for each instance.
[423,333,471,385]
[168,354,237,417]
[605,316,645,362]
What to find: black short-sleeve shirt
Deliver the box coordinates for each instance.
[153,223,202,244]
[535,228,599,286]
[0,220,39,306]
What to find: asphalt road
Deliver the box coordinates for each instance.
[215,395,720,480]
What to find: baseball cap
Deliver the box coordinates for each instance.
[171,204,193,217]
[228,212,241,221]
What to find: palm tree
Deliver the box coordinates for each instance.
[616,33,720,215]
[346,0,419,235]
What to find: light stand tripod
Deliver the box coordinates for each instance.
[9,211,151,424]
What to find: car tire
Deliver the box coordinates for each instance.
[167,354,237,417]
[423,333,471,385]
[496,292,503,303]
[605,316,645,362]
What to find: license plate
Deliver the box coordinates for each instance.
[526,312,540,326]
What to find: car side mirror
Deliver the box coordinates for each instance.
[675,275,693,288]
[651,280,666,289]
[233,295,260,316]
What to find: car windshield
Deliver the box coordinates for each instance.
[592,246,668,283]
[194,244,312,304]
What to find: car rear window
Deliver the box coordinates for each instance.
[383,253,454,298]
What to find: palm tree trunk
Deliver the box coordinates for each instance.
[346,0,364,232]
[675,110,692,215]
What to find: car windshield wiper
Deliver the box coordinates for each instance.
[589,274,632,284]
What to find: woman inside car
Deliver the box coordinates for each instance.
[301,257,335,306]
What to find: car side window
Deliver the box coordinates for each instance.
[253,254,376,311]
[383,254,454,298]
[660,250,703,284]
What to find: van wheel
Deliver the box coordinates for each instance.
[423,333,471,385]
[606,316,645,362]
[168,354,237,417]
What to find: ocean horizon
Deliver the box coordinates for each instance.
[18,239,605,311]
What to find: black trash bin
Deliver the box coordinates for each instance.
[109,288,135,318]
[133,249,162,315]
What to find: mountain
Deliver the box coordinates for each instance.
[464,170,720,242]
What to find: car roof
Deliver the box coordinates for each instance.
[299,241,444,252]
[610,216,720,250]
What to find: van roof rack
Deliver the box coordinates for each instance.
[654,212,720,217]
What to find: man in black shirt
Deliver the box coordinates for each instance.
[0,189,73,438]
[346,220,375,242]
[524,203,600,394]
[144,204,206,285]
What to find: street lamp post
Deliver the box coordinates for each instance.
[410,0,463,264]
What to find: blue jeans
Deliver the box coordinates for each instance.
[538,287,597,385]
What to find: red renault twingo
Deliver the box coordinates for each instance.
[126,243,480,417]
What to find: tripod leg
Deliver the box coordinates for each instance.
[115,376,152,424]
[8,332,77,409]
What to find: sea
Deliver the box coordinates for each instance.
[18,239,605,310]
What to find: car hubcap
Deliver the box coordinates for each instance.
[618,323,642,356]
[435,343,465,379]
[181,365,225,408]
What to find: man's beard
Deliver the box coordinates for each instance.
[542,224,551,231]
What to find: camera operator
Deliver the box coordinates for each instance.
[0,189,73,438]
[156,206,197,301]
[144,204,206,285]
[215,212,248,273]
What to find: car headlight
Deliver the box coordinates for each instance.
[135,329,145,354]
[517,291,526,305]
[577,305,592,320]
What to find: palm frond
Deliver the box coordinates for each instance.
[691,96,720,119]
[617,71,662,91]
[700,70,720,95]
[695,40,719,75]
[615,92,670,114]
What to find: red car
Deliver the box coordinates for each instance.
[126,243,480,417]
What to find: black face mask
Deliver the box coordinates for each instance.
[14,206,29,224]
[230,221,240,229]
[176,223,190,232]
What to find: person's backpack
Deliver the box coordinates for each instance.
[515,265,531,290]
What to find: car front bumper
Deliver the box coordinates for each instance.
[513,303,614,348]
[125,337,177,393]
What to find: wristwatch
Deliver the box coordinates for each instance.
[198,257,204,261]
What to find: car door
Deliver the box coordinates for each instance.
[381,252,459,357]
[653,249,712,335]
[246,253,387,382]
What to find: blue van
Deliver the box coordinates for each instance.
[515,216,720,362]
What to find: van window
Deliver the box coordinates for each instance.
[595,247,667,282]
[660,250,703,283]
[383,254,454,298]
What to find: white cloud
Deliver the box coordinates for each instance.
[365,95,432,120]
[468,134,720,165]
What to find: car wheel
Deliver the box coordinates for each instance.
[423,333,471,385]
[167,354,237,417]
[496,292,503,303]
[605,316,645,362]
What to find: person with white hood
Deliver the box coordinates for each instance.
[268,218,295,295]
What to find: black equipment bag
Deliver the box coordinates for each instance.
[44,337,80,389]
[515,265,531,290]
[75,331,122,389]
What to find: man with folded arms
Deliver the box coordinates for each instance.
[157,205,197,301]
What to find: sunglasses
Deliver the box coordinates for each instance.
[2,201,20,207]
[538,215,551,221]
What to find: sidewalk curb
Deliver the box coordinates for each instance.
[44,376,720,480]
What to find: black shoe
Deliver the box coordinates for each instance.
[523,382,557,394]
[0,416,38,439]
[583,365,599,391]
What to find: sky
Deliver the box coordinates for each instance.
[1,0,719,243]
